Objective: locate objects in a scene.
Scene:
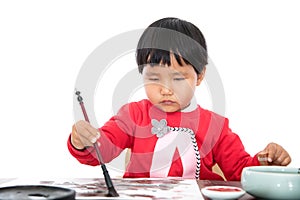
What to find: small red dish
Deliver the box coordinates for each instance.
[201,186,245,200]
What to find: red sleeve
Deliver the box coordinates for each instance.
[213,118,260,181]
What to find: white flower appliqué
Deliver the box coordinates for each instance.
[151,119,170,138]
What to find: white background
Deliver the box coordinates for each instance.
[0,0,299,178]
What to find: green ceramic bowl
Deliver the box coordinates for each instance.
[241,166,300,199]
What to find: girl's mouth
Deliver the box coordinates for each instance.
[160,100,176,105]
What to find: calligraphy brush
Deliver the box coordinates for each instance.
[75,89,119,197]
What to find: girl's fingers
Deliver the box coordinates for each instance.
[73,120,101,147]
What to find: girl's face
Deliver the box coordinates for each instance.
[142,54,205,112]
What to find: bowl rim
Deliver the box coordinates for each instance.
[243,166,300,175]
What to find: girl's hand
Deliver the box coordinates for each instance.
[258,142,291,166]
[71,120,100,150]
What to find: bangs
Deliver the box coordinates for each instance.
[136,20,208,74]
[141,49,189,68]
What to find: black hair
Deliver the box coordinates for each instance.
[136,17,208,74]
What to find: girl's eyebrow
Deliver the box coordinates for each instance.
[145,72,160,76]
[145,72,188,76]
[172,72,188,76]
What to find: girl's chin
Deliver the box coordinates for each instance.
[155,105,181,113]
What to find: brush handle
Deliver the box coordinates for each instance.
[79,101,105,165]
[79,102,90,124]
[93,143,104,165]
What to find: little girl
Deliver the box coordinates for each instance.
[68,17,291,180]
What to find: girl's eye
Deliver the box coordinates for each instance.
[148,78,159,81]
[174,77,185,81]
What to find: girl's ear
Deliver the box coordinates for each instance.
[196,66,206,86]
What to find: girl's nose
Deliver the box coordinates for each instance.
[160,85,173,95]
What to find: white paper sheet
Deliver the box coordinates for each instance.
[0,178,204,199]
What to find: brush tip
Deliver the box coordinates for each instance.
[106,188,119,197]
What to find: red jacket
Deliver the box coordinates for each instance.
[68,99,260,180]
